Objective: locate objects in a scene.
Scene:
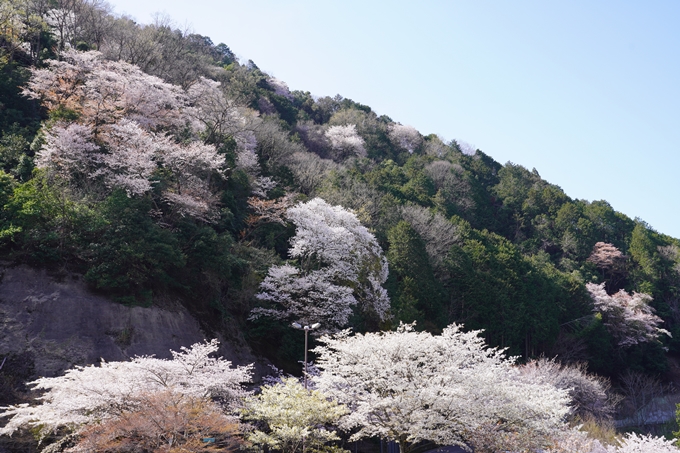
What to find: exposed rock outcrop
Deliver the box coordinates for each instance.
[0,265,260,379]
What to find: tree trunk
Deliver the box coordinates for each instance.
[398,435,411,453]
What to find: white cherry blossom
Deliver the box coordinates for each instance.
[0,340,252,439]
[325,124,366,158]
[252,198,389,330]
[313,323,570,453]
[586,282,670,347]
[388,123,422,154]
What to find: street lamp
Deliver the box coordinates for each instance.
[292,322,321,389]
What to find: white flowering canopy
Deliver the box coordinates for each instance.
[267,77,293,100]
[0,340,252,438]
[313,323,570,452]
[23,50,187,130]
[606,432,680,453]
[325,124,366,158]
[252,198,389,331]
[586,282,670,347]
[388,123,422,154]
[24,50,229,221]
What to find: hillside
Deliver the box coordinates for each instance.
[1,0,679,388]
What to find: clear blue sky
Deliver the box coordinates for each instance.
[107,0,680,239]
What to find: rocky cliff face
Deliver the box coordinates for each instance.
[0,265,261,379]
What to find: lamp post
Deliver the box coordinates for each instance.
[292,322,320,389]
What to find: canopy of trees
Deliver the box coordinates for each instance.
[2,2,680,451]
[313,323,570,453]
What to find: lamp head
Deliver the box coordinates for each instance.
[292,322,302,329]
[311,323,321,330]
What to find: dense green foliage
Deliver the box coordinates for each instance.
[1,1,679,382]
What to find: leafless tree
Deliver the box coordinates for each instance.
[617,370,669,427]
[400,204,460,279]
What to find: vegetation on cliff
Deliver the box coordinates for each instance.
[1,0,679,386]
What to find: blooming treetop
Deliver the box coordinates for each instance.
[0,340,252,438]
[255,264,358,332]
[313,323,570,453]
[606,432,680,453]
[587,242,626,272]
[234,129,277,198]
[186,76,254,141]
[23,50,186,130]
[24,49,230,220]
[544,429,680,452]
[267,77,293,101]
[387,124,422,154]
[586,282,670,347]
[325,124,366,158]
[185,77,276,198]
[252,198,390,331]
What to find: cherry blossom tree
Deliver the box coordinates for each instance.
[185,79,280,200]
[543,430,680,453]
[23,49,229,220]
[23,50,187,130]
[544,428,607,453]
[251,198,390,331]
[518,357,619,421]
[586,282,670,347]
[587,242,628,291]
[456,139,477,156]
[606,433,680,453]
[186,76,251,141]
[313,323,570,453]
[387,123,422,154]
[233,129,278,198]
[267,77,293,100]
[588,242,626,273]
[325,124,366,159]
[242,377,347,453]
[467,423,558,453]
[254,264,358,332]
[0,340,252,439]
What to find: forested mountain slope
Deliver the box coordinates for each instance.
[1,0,679,384]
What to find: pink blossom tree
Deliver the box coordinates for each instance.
[24,49,229,220]
[23,50,187,130]
[267,77,293,100]
[587,242,628,291]
[586,282,670,347]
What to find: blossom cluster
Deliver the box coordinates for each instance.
[325,124,366,158]
[252,198,389,331]
[25,50,229,220]
[0,340,252,439]
[313,323,570,449]
[586,282,670,347]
